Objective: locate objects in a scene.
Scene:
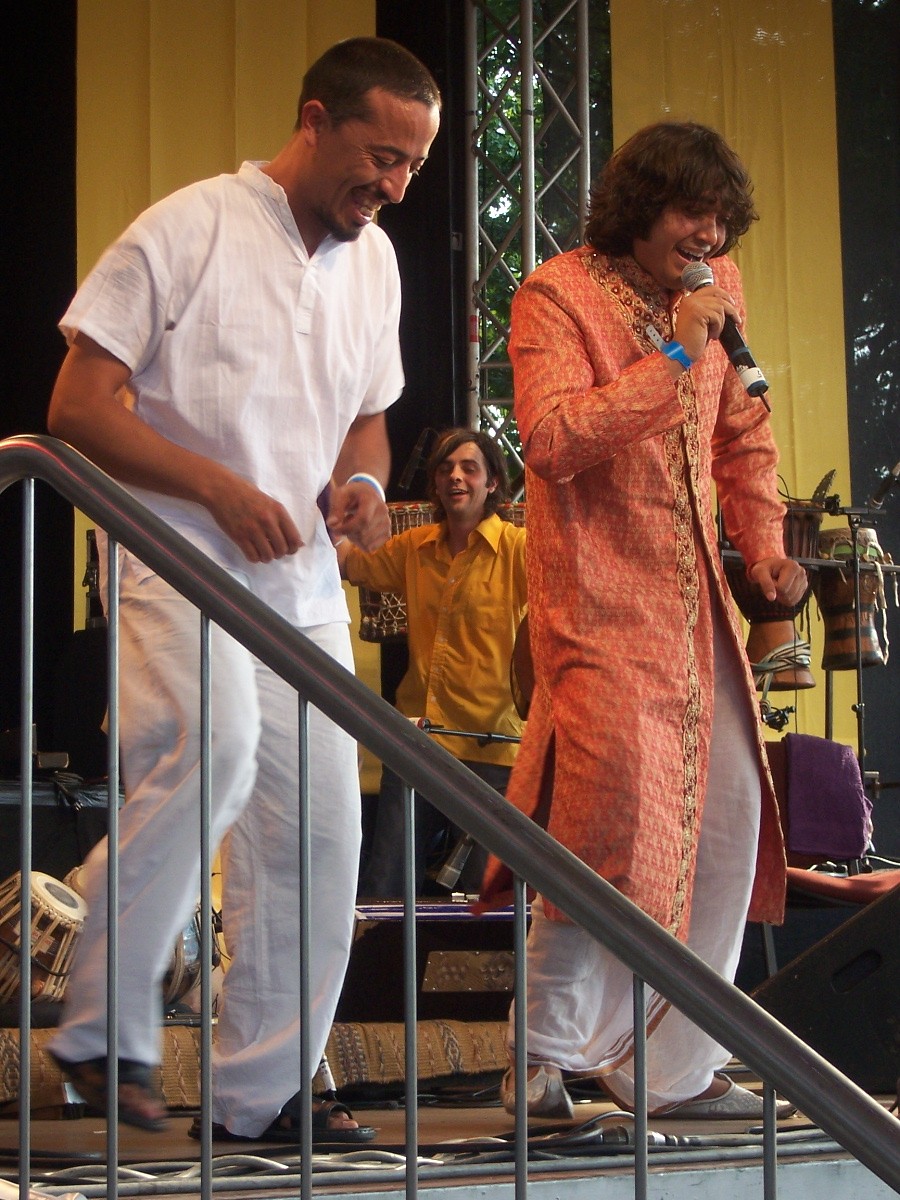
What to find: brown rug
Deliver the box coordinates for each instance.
[0,1019,509,1113]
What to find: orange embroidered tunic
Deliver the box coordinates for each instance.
[481,249,787,933]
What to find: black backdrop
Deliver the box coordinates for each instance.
[375,0,469,502]
[0,4,77,759]
[833,0,900,851]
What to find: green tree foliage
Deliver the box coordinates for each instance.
[472,1,612,489]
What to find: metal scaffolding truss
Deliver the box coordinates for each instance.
[463,0,610,493]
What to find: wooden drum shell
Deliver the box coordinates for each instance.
[0,871,86,1003]
[811,526,889,670]
[723,503,823,692]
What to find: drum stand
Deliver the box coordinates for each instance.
[819,488,898,772]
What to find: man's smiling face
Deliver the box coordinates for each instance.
[632,205,727,290]
[300,87,440,247]
[434,441,496,526]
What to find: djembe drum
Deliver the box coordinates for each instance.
[358,501,527,642]
[0,871,87,1002]
[812,526,892,670]
[723,501,823,694]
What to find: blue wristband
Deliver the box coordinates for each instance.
[347,472,386,502]
[662,340,693,370]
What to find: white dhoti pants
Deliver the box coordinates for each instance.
[51,553,361,1136]
[514,612,762,1110]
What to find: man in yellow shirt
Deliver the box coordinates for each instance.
[341,428,527,896]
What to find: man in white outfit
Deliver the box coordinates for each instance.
[47,36,441,1142]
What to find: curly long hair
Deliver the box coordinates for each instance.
[425,428,511,521]
[584,121,758,258]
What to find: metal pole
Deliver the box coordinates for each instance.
[105,538,121,1199]
[17,480,34,1200]
[520,0,536,279]
[464,1,481,428]
[576,0,591,237]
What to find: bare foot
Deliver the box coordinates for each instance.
[315,1099,359,1131]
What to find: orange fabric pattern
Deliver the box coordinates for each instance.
[481,249,787,932]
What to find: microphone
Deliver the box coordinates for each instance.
[433,833,475,890]
[397,427,433,492]
[680,262,770,400]
[869,461,900,509]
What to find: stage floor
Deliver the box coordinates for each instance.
[3,1067,894,1200]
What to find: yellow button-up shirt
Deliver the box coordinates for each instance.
[344,513,528,765]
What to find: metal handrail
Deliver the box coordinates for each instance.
[3,434,899,1192]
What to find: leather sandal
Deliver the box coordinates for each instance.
[188,1092,376,1145]
[49,1050,168,1131]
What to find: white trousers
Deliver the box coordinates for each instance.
[514,612,761,1110]
[51,554,361,1136]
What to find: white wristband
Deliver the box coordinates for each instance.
[347,472,386,502]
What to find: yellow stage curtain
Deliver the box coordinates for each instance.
[610,0,854,746]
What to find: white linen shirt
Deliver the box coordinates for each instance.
[60,161,405,627]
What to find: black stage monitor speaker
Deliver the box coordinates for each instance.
[336,902,520,1023]
[752,883,900,1092]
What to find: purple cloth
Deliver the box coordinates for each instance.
[784,733,873,858]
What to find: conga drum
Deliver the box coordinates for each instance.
[0,871,87,1002]
[812,526,891,669]
[723,501,823,692]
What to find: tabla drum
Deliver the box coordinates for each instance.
[812,526,892,670]
[357,500,527,642]
[62,863,87,897]
[163,907,205,1009]
[0,871,87,1002]
[723,501,823,692]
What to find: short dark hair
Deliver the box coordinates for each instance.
[425,428,511,520]
[584,121,758,258]
[296,36,441,129]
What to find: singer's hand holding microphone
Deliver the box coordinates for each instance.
[670,274,738,367]
[676,262,770,403]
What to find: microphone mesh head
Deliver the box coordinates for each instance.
[681,261,714,291]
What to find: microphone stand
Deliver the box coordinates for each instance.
[415,720,522,891]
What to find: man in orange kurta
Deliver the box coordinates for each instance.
[483,122,807,1120]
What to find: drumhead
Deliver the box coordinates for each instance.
[818,525,884,561]
[32,872,88,926]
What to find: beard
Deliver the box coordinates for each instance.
[311,203,365,244]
